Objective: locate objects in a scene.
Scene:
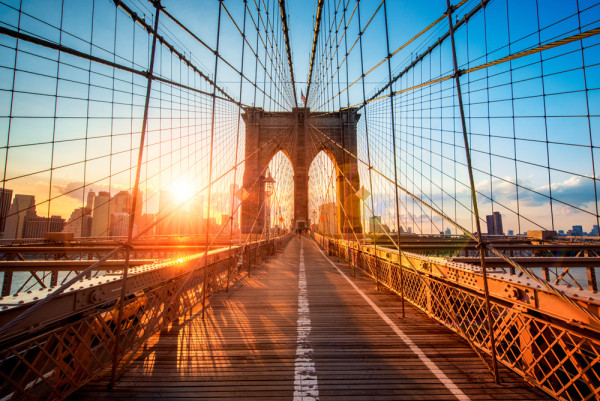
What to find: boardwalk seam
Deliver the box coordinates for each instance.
[313,240,470,401]
[294,239,319,400]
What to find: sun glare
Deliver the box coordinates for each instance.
[171,178,194,204]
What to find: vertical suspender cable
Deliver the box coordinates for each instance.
[110,0,162,387]
[342,0,355,276]
[445,0,499,383]
[228,0,248,292]
[382,0,405,317]
[46,0,67,232]
[356,0,379,289]
[202,0,223,320]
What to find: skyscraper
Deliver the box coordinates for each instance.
[63,207,92,237]
[90,191,111,237]
[369,216,384,234]
[110,212,130,236]
[486,212,504,235]
[86,189,95,209]
[3,194,36,239]
[0,188,13,235]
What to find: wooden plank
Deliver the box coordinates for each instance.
[74,237,551,400]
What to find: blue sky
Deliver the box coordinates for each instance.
[0,0,599,235]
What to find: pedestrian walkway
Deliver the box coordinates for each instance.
[74,237,550,400]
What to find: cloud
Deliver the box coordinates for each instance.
[53,181,89,202]
[474,175,597,209]
[52,182,128,202]
[547,176,597,207]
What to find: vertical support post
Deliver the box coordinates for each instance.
[50,271,58,287]
[383,0,405,317]
[1,271,12,296]
[542,267,550,282]
[445,0,500,383]
[202,0,223,320]
[587,267,598,292]
[110,0,161,388]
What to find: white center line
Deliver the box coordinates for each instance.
[313,241,470,401]
[293,240,319,401]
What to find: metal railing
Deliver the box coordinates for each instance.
[0,233,292,400]
[314,233,600,401]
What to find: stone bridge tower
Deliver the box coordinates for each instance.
[241,107,362,234]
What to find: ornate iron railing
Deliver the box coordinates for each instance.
[315,233,600,401]
[0,234,291,400]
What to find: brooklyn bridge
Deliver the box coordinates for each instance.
[0,0,599,399]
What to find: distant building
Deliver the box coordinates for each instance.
[229,184,240,230]
[567,225,584,236]
[189,196,204,235]
[23,216,65,238]
[63,207,92,237]
[0,188,13,235]
[90,191,111,236]
[138,213,156,236]
[507,230,514,236]
[369,216,386,234]
[86,189,95,209]
[4,194,36,239]
[158,190,190,235]
[111,191,130,214]
[591,225,599,236]
[445,228,451,235]
[110,212,132,237]
[486,212,504,235]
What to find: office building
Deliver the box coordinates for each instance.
[4,194,36,239]
[0,188,13,235]
[486,212,504,235]
[369,215,386,234]
[23,216,65,238]
[110,212,130,237]
[90,191,111,237]
[63,207,92,237]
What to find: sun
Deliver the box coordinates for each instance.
[171,178,194,204]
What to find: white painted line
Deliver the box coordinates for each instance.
[294,240,319,400]
[313,241,470,401]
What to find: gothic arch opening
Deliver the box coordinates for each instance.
[309,150,338,234]
[268,150,294,231]
[241,108,362,233]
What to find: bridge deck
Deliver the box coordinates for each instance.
[75,237,550,400]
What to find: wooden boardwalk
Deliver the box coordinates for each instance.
[75,237,551,400]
